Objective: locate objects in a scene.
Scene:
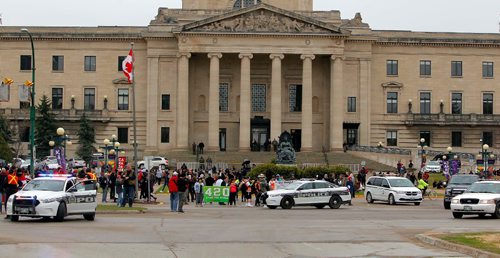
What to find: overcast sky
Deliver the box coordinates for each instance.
[1,0,499,33]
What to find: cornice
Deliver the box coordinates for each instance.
[0,32,144,42]
[174,32,348,39]
[375,38,500,48]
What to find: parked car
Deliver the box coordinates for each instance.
[424,160,441,173]
[44,159,60,170]
[450,180,500,219]
[68,158,86,169]
[364,176,423,205]
[443,174,479,209]
[138,156,169,170]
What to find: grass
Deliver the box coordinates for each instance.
[439,232,500,254]
[155,186,169,194]
[96,204,146,212]
[428,173,446,186]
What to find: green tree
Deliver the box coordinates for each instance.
[76,113,95,165]
[0,114,11,142]
[35,95,57,158]
[0,134,13,162]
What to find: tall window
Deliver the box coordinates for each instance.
[234,0,261,9]
[386,60,398,76]
[420,92,431,114]
[451,61,462,77]
[118,89,129,110]
[452,132,462,147]
[289,84,302,112]
[84,88,95,111]
[386,92,398,113]
[161,127,170,143]
[52,56,64,71]
[347,129,358,145]
[84,56,96,71]
[483,62,494,78]
[386,131,397,146]
[420,131,431,147]
[20,55,31,70]
[251,84,266,112]
[118,128,129,144]
[451,93,462,114]
[219,83,229,112]
[161,94,170,110]
[51,88,63,110]
[118,56,126,71]
[347,97,357,112]
[483,93,493,115]
[420,60,431,76]
[482,132,493,147]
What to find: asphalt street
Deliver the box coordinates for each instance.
[1,197,498,258]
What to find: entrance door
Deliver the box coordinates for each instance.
[290,129,301,152]
[251,128,268,151]
[219,128,226,151]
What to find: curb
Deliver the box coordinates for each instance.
[416,234,500,258]
[96,210,146,215]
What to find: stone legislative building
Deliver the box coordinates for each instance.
[1,0,500,158]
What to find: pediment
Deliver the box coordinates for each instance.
[179,3,344,35]
[381,81,404,88]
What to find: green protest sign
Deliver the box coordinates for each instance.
[203,186,229,203]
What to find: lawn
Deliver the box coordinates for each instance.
[96,204,146,212]
[439,232,500,255]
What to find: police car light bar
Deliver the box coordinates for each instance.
[37,173,75,178]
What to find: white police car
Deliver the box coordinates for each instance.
[262,180,351,209]
[6,174,97,222]
[450,180,500,219]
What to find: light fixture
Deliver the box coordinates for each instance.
[483,144,489,150]
[103,138,110,145]
[114,142,120,148]
[446,146,452,153]
[57,127,65,136]
[420,138,425,143]
[49,141,55,147]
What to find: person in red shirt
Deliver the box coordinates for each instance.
[168,172,179,212]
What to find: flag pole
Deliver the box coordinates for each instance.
[130,42,139,194]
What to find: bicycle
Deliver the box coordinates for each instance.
[422,187,438,200]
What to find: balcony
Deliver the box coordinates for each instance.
[405,113,500,126]
[2,108,110,123]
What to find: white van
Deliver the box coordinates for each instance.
[364,176,422,206]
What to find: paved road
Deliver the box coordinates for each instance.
[1,197,498,258]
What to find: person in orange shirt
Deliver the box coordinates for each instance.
[4,169,21,219]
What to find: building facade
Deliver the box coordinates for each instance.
[1,0,500,158]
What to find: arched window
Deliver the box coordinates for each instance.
[234,0,261,9]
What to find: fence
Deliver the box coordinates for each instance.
[176,161,229,171]
[302,163,360,172]
[349,145,412,155]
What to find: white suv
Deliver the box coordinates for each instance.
[262,180,351,209]
[138,156,169,170]
[364,176,422,205]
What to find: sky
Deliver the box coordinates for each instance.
[1,0,499,33]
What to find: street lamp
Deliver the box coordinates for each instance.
[478,142,494,177]
[102,138,110,171]
[418,138,428,169]
[49,127,71,171]
[21,28,36,177]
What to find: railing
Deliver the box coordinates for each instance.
[1,108,109,122]
[176,162,229,171]
[406,113,500,125]
[349,145,412,155]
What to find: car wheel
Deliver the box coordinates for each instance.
[315,204,326,209]
[83,213,95,221]
[388,194,396,205]
[267,205,277,209]
[452,212,463,219]
[329,195,342,209]
[54,202,66,222]
[366,192,374,203]
[10,215,19,222]
[493,203,500,219]
[444,201,451,210]
[414,202,421,206]
[280,196,294,209]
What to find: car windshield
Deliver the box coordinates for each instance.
[22,180,65,192]
[284,182,303,190]
[427,161,440,166]
[449,176,478,185]
[388,178,414,187]
[467,183,500,194]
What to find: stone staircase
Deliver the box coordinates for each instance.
[163,151,397,172]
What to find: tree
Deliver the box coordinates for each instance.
[76,113,95,165]
[35,95,57,158]
[0,134,12,162]
[0,114,11,142]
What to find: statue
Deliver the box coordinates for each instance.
[276,131,296,164]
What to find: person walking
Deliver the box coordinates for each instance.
[168,172,179,212]
[229,179,237,206]
[99,172,110,203]
[109,170,116,202]
[115,171,124,207]
[122,167,136,208]
[177,174,188,213]
[194,178,204,207]
[4,169,22,218]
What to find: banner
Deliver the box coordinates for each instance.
[0,82,9,102]
[118,156,127,171]
[54,146,66,172]
[203,186,229,203]
[18,85,31,102]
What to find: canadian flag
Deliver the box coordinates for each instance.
[122,49,134,83]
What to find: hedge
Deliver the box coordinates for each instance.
[247,164,351,179]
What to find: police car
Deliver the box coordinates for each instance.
[261,180,351,209]
[450,180,500,219]
[6,174,97,222]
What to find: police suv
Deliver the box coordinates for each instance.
[262,180,351,209]
[6,175,97,222]
[450,180,500,219]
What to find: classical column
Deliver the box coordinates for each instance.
[270,54,284,141]
[330,55,344,151]
[301,54,315,152]
[359,58,372,146]
[146,56,159,153]
[176,53,191,150]
[239,53,253,151]
[208,53,222,152]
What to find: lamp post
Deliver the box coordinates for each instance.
[21,28,36,177]
[478,141,494,177]
[110,135,121,170]
[49,127,71,171]
[102,138,110,172]
[418,138,428,170]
